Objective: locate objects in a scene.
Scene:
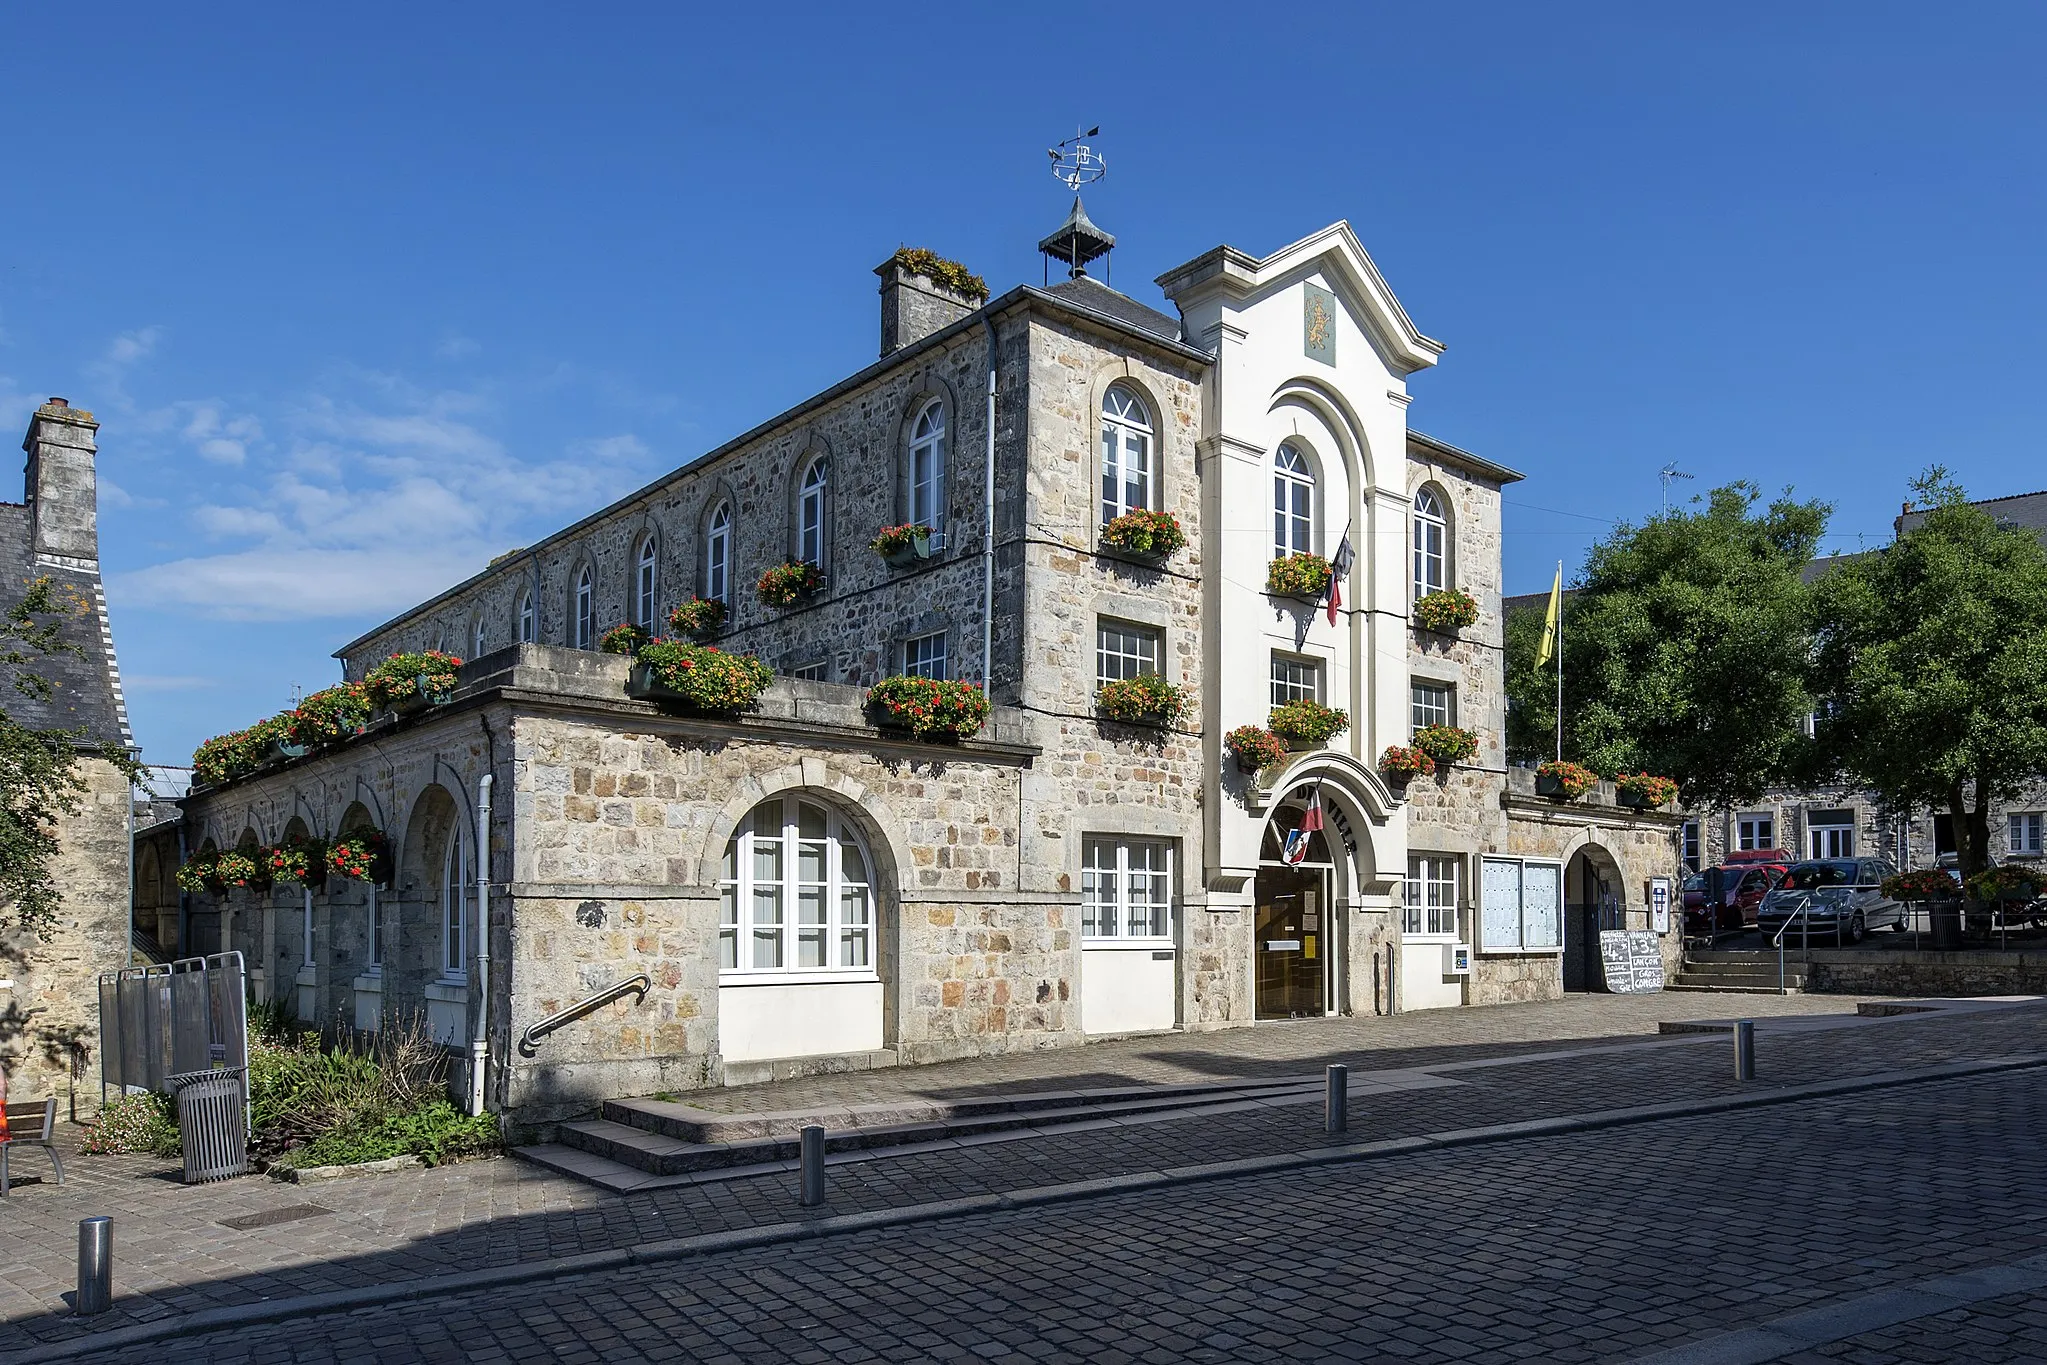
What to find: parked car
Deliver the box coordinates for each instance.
[1682,862,1787,934]
[1755,857,1907,944]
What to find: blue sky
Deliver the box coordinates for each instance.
[5,3,2043,766]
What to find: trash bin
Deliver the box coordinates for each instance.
[166,1067,248,1183]
[1928,899,1965,951]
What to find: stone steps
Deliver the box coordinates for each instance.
[1670,955,1806,994]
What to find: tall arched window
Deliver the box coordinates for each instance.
[635,536,660,631]
[909,403,946,549]
[1100,386,1154,524]
[441,827,471,980]
[1413,487,1447,601]
[718,796,874,974]
[706,502,732,603]
[573,564,595,649]
[1273,442,1314,559]
[798,456,829,568]
[471,614,487,658]
[517,588,535,644]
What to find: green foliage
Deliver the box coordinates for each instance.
[1882,868,1959,902]
[755,560,825,608]
[867,675,992,740]
[1268,699,1349,745]
[888,247,988,301]
[600,622,650,655]
[668,597,726,638]
[1413,588,1480,634]
[80,1090,180,1158]
[1095,673,1186,725]
[283,682,373,749]
[1099,510,1187,559]
[1515,482,1829,808]
[1378,744,1435,781]
[1810,469,2047,880]
[248,1015,495,1169]
[636,640,774,711]
[869,523,934,559]
[364,650,462,709]
[265,836,327,886]
[1265,553,1333,599]
[282,1100,501,1170]
[327,828,390,883]
[1614,772,1679,806]
[1536,760,1598,799]
[1413,724,1479,767]
[1968,863,2043,904]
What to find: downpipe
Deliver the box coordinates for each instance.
[469,773,493,1117]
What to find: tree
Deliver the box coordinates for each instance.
[1506,482,1830,809]
[0,576,140,937]
[1809,469,2047,881]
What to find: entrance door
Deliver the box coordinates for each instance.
[1255,867,1327,1019]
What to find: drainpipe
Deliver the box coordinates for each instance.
[175,820,191,957]
[469,773,493,1117]
[981,312,998,695]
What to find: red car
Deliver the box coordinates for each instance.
[1684,852,1791,933]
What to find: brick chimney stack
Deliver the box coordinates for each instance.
[23,396,99,566]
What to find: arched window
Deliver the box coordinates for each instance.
[718,795,874,974]
[517,588,535,644]
[706,502,732,603]
[909,403,946,549]
[1413,487,1446,601]
[471,614,487,659]
[1100,386,1154,524]
[573,564,595,649]
[1273,442,1314,559]
[441,826,471,980]
[798,456,829,568]
[635,536,660,631]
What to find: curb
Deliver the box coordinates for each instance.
[9,1051,2043,1364]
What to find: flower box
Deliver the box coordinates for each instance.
[262,739,310,765]
[1096,673,1186,726]
[1268,700,1350,748]
[629,641,774,712]
[1099,510,1187,565]
[1225,725,1289,774]
[1534,760,1597,800]
[757,560,825,608]
[867,675,990,741]
[1614,773,1678,809]
[327,830,392,887]
[871,524,935,568]
[1413,588,1480,635]
[668,597,726,640]
[1379,745,1436,784]
[366,651,462,712]
[600,622,650,656]
[1265,552,1333,601]
[1412,725,1479,768]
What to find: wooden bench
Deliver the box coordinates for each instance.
[1,1097,65,1193]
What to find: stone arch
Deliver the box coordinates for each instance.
[1262,758,1399,899]
[785,436,834,574]
[697,763,911,905]
[893,374,962,533]
[1410,478,1454,601]
[1269,375,1374,491]
[400,784,460,896]
[1560,833,1628,992]
[1086,361,1173,538]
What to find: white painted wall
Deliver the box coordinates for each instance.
[424,979,467,1047]
[1081,945,1177,1035]
[1399,941,1465,1011]
[718,978,884,1063]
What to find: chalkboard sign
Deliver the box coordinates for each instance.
[1598,929,1665,994]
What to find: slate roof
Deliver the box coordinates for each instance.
[1897,490,2047,539]
[0,501,131,749]
[1041,276,1184,347]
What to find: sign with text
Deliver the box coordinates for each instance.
[1598,929,1665,994]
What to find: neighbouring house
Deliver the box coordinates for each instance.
[164,206,1680,1127]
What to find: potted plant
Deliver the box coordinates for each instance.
[1535,759,1597,800]
[867,675,992,741]
[284,683,373,752]
[1379,744,1436,784]
[327,830,392,887]
[175,849,223,896]
[756,559,825,608]
[1099,509,1187,564]
[600,622,650,655]
[1413,588,1480,635]
[1268,699,1350,749]
[1095,673,1186,726]
[1412,724,1479,770]
[1615,772,1679,809]
[1882,867,1960,903]
[213,849,269,894]
[250,715,304,766]
[365,650,463,714]
[669,597,726,640]
[1225,725,1290,774]
[267,838,328,887]
[1967,864,2041,905]
[1265,552,1334,601]
[629,639,775,711]
[870,523,936,568]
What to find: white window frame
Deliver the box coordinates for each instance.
[1270,653,1322,707]
[798,455,829,569]
[1737,814,1775,851]
[909,403,947,550]
[718,797,876,978]
[573,565,595,650]
[1082,837,1174,942]
[440,828,471,983]
[1404,854,1460,939]
[706,502,732,604]
[1100,386,1154,525]
[1273,442,1314,560]
[1479,856,1564,954]
[1413,487,1446,602]
[904,631,947,680]
[2010,812,2045,857]
[470,615,486,659]
[366,883,382,972]
[788,659,829,683]
[1096,620,1161,689]
[635,536,660,631]
[1807,811,1855,860]
[1411,681,1452,735]
[517,589,535,644]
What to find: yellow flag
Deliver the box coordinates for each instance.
[1535,563,1562,669]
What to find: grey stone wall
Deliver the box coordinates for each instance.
[879,263,978,355]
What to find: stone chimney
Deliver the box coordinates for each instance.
[875,250,985,356]
[23,397,100,566]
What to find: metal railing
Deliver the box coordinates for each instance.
[518,974,650,1057]
[1769,900,1821,994]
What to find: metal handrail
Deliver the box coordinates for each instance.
[1770,900,1813,995]
[518,974,651,1056]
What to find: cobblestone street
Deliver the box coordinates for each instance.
[6,991,2044,1363]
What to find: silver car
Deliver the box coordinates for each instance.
[1755,858,1906,944]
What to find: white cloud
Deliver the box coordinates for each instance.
[436,334,480,361]
[99,475,135,509]
[111,544,493,622]
[103,327,162,368]
[198,438,247,465]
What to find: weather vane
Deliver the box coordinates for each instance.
[1048,126,1106,192]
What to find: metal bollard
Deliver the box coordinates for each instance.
[1734,1019,1756,1081]
[1325,1063,1348,1134]
[76,1217,112,1316]
[798,1124,826,1207]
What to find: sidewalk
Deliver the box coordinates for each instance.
[1,989,2028,1357]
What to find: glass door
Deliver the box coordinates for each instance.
[1255,867,1327,1019]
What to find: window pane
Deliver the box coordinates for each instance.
[753,830,781,883]
[841,840,868,888]
[1522,862,1562,948]
[1271,656,1321,706]
[797,886,826,967]
[718,883,738,970]
[1481,858,1522,950]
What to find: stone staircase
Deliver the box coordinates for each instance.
[1668,950,1806,995]
[515,1075,1337,1194]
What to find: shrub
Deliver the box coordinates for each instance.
[887,247,988,301]
[266,837,327,886]
[756,560,825,608]
[281,1100,501,1170]
[1265,552,1333,599]
[1225,726,1289,773]
[1535,760,1598,799]
[1379,745,1437,782]
[192,715,293,787]
[1968,864,2042,903]
[1615,772,1679,807]
[327,829,391,884]
[1268,699,1350,745]
[284,683,373,749]
[867,675,991,741]
[80,1090,180,1158]
[635,639,775,711]
[1096,673,1186,725]
[213,849,268,892]
[600,622,650,655]
[1413,725,1479,767]
[870,523,934,559]
[176,849,222,895]
[364,651,462,709]
[1883,868,1960,902]
[668,597,726,638]
[1100,510,1187,559]
[249,1015,497,1169]
[1413,588,1480,634]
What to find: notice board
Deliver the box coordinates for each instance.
[1598,929,1665,994]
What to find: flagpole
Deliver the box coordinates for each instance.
[1553,559,1563,764]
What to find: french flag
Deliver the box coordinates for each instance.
[1283,789,1326,865]
[1324,531,1355,626]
